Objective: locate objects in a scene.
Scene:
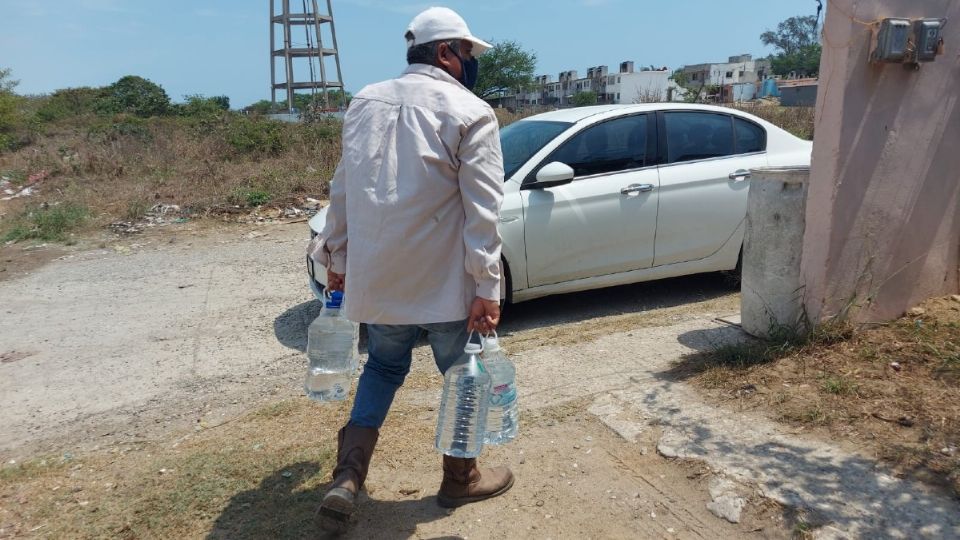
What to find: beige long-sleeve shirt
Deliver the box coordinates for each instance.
[316,64,505,325]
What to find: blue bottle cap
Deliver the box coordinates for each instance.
[326,290,344,309]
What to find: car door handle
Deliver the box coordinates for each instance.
[728,169,752,181]
[498,216,519,224]
[620,183,654,195]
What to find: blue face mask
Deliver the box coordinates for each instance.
[451,49,480,90]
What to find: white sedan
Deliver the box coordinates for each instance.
[307,103,811,303]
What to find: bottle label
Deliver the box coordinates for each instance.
[490,383,517,406]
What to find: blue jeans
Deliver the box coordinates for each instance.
[350,320,469,428]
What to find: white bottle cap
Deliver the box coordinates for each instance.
[464,342,483,354]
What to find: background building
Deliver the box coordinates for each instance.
[500,60,684,109]
[679,54,771,87]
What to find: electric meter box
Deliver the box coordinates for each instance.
[913,18,946,62]
[872,18,912,63]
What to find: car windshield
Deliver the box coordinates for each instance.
[499,120,572,180]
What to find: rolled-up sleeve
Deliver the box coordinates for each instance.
[321,159,348,274]
[458,112,505,301]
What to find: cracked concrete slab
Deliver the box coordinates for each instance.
[706,477,748,524]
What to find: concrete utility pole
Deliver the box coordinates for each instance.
[270,0,345,113]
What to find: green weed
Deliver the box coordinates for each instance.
[821,376,857,395]
[3,203,90,242]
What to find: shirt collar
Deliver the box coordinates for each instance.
[403,63,465,89]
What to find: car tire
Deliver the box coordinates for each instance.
[723,249,743,289]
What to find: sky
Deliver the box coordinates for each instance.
[0,0,820,109]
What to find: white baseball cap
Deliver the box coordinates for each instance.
[405,7,492,57]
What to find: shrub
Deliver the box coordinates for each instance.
[244,189,271,207]
[97,76,171,118]
[34,87,104,122]
[0,90,18,132]
[224,117,288,155]
[243,99,282,115]
[228,187,272,207]
[86,115,153,143]
[3,203,90,242]
[572,91,597,107]
[178,95,230,118]
[0,68,23,150]
[300,119,340,145]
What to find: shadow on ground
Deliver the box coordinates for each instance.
[659,325,755,381]
[274,272,737,353]
[500,273,736,335]
[274,300,369,354]
[208,461,449,540]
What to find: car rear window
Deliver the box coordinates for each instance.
[664,112,734,164]
[734,117,766,154]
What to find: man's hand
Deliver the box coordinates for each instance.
[327,270,345,292]
[468,297,501,334]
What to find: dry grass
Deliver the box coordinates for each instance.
[493,107,543,127]
[0,382,452,539]
[1,103,814,244]
[0,115,341,240]
[726,103,815,140]
[675,296,960,496]
[0,397,344,538]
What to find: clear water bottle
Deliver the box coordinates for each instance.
[435,341,492,458]
[304,291,359,402]
[481,333,519,445]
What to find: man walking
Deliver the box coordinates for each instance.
[313,6,513,531]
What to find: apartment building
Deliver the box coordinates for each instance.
[506,61,683,109]
[678,54,771,87]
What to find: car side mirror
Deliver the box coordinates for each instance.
[527,162,575,189]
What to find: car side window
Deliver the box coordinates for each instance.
[549,114,648,177]
[664,112,735,164]
[734,117,766,154]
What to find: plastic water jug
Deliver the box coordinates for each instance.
[304,291,359,402]
[481,333,519,445]
[435,339,492,458]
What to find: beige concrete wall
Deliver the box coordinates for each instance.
[802,0,960,323]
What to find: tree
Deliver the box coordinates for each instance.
[761,15,822,77]
[98,75,171,117]
[177,94,230,117]
[473,40,537,99]
[572,91,597,107]
[0,67,18,93]
[244,99,282,115]
[293,90,351,111]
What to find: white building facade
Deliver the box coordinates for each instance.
[679,54,771,87]
[508,60,684,109]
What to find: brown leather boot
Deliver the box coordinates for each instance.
[437,455,515,508]
[318,424,379,532]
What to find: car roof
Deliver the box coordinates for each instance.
[519,103,767,125]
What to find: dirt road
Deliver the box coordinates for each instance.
[1,223,795,538]
[0,222,738,458]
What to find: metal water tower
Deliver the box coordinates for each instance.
[270,0,345,112]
